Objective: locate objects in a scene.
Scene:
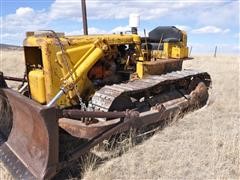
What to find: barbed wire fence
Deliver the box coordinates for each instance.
[188,45,219,57]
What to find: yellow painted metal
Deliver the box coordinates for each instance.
[28,69,46,104]
[23,33,139,107]
[56,44,94,81]
[132,34,145,78]
[139,29,188,77]
[136,62,144,78]
[163,43,171,58]
[150,30,188,59]
[23,29,188,107]
[136,57,144,78]
[40,43,56,103]
[67,34,134,45]
[63,42,104,93]
[171,46,188,58]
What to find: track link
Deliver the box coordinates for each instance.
[91,69,211,111]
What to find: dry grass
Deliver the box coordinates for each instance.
[83,55,240,179]
[0,50,239,179]
[0,49,25,88]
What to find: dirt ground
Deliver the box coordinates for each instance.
[0,49,239,179]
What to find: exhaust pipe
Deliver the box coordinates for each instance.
[129,13,140,35]
[81,0,88,35]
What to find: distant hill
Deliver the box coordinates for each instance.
[0,44,23,50]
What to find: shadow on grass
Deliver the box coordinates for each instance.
[53,112,182,180]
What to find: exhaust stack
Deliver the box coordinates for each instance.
[81,0,88,35]
[129,13,140,34]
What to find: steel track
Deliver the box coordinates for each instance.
[91,69,211,111]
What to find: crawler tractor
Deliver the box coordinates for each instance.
[0,26,211,179]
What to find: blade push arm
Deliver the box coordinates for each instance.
[47,39,107,107]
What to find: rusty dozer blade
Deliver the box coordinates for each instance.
[0,88,59,179]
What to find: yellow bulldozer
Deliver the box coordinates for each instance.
[0,25,211,178]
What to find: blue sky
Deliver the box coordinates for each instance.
[1,0,239,54]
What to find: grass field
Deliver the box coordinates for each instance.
[0,49,239,179]
[83,55,239,180]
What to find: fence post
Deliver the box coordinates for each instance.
[189,46,192,56]
[214,46,217,57]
